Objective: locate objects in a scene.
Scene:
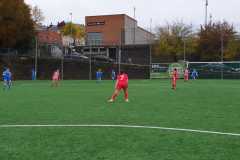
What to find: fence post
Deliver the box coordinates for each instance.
[89,46,92,80]
[61,54,64,80]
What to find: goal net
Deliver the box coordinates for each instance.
[151,62,186,79]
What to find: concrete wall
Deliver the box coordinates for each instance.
[124,15,137,45]
[135,27,155,44]
[124,15,154,45]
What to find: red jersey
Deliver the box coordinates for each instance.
[52,71,60,80]
[172,70,178,80]
[117,74,128,85]
[184,69,189,76]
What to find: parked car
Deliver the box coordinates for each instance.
[199,63,237,73]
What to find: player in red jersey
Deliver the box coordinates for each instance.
[52,69,60,87]
[184,68,189,82]
[108,71,129,102]
[172,68,178,90]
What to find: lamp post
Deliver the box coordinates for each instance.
[70,12,73,57]
[221,25,224,80]
[205,0,208,26]
[149,18,153,79]
[34,37,38,80]
[183,38,186,62]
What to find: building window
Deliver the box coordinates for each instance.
[87,32,103,46]
[87,21,105,26]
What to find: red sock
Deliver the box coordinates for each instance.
[124,91,128,100]
[111,93,117,100]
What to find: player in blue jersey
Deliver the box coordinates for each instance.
[191,69,198,80]
[111,69,116,81]
[32,68,36,80]
[96,69,103,83]
[2,68,12,90]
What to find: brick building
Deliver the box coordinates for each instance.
[85,14,154,46]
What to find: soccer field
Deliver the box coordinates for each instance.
[0,80,240,160]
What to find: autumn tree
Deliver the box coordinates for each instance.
[61,23,85,41]
[154,21,197,62]
[197,21,239,61]
[0,0,35,51]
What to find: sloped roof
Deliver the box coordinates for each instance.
[37,31,62,45]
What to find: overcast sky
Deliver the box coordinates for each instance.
[25,0,240,30]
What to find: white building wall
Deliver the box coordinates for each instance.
[62,36,85,47]
[124,15,154,45]
[124,16,137,45]
[135,27,154,44]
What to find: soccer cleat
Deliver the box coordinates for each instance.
[108,99,114,103]
[125,99,129,102]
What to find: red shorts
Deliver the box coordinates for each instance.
[116,83,128,90]
[184,75,189,80]
[52,77,59,81]
[172,78,177,85]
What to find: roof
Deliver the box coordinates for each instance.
[86,14,137,22]
[37,31,62,45]
[137,26,155,37]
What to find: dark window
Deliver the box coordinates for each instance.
[87,21,105,26]
[87,32,103,46]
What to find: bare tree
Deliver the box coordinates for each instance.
[31,6,45,24]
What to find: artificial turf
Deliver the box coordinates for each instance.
[0,80,240,160]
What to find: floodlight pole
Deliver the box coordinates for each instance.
[34,37,38,80]
[61,54,64,80]
[221,26,224,80]
[149,44,152,79]
[205,0,208,26]
[89,45,92,80]
[133,6,136,44]
[118,28,122,74]
[70,12,73,57]
[181,30,187,62]
[184,38,186,62]
[118,45,121,74]
[149,18,153,79]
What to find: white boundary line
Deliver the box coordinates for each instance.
[0,124,240,137]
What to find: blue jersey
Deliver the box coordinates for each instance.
[3,71,11,81]
[112,71,116,79]
[96,71,103,79]
[191,71,198,77]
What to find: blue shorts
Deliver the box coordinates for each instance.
[3,77,11,82]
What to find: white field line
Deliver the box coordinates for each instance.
[0,124,240,137]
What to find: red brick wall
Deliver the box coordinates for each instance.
[37,31,62,45]
[85,15,125,45]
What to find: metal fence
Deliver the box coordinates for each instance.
[0,44,151,80]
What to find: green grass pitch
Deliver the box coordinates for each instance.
[0,80,240,160]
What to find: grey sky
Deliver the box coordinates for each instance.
[25,0,240,30]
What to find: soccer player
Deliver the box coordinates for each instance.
[96,69,103,83]
[111,69,116,81]
[108,71,129,102]
[52,69,60,87]
[2,68,12,90]
[191,69,198,80]
[184,68,189,82]
[32,68,36,80]
[172,68,178,90]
